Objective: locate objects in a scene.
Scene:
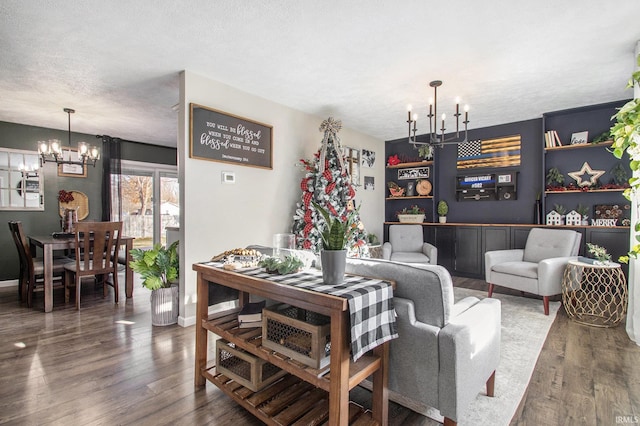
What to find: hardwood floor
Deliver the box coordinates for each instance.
[1,274,639,425]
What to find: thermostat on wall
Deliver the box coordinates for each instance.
[221,171,235,184]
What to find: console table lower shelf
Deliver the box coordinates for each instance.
[205,369,375,425]
[199,306,382,425]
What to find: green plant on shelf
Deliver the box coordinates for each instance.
[546,167,565,188]
[575,203,590,218]
[591,131,610,144]
[437,200,448,216]
[610,163,629,186]
[417,144,434,160]
[553,204,567,216]
[398,205,425,215]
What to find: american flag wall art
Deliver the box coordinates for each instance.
[456,135,521,170]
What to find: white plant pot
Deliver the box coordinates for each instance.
[439,216,447,223]
[150,285,179,326]
[320,250,347,285]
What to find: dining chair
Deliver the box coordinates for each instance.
[8,221,71,308]
[64,221,123,310]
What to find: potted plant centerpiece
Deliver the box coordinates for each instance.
[129,241,180,326]
[312,201,359,285]
[437,200,449,223]
[587,243,612,265]
[397,205,426,223]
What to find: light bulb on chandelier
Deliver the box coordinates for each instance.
[37,108,100,168]
[406,80,470,148]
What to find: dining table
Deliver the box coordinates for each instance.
[28,234,135,312]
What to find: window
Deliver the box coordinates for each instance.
[114,160,178,248]
[0,148,43,210]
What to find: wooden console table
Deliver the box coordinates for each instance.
[193,262,390,425]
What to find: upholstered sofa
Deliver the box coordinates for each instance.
[345,257,501,425]
[246,246,501,424]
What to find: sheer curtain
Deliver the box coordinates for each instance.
[100,136,122,221]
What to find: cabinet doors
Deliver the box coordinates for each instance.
[435,226,455,271]
[455,226,482,276]
[587,227,629,275]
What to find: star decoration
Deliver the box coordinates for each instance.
[567,162,605,187]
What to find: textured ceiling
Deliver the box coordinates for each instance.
[1,1,639,148]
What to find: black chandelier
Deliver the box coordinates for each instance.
[37,108,100,167]
[406,80,470,147]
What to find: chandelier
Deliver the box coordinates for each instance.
[406,80,470,147]
[37,108,100,167]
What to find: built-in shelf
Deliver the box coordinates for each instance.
[545,188,626,194]
[386,195,433,200]
[544,140,613,152]
[386,160,433,169]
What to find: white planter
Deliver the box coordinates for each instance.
[398,214,425,223]
[439,216,447,223]
[150,285,179,326]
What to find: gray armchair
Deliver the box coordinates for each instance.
[345,258,500,425]
[485,227,581,315]
[383,224,437,265]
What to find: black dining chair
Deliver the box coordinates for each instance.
[64,221,123,310]
[8,221,71,308]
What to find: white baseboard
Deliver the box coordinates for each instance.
[178,301,238,328]
[178,315,195,327]
[0,280,18,288]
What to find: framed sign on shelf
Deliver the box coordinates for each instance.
[398,167,429,180]
[57,148,87,177]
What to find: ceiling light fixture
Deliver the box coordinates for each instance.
[406,80,470,148]
[37,108,100,168]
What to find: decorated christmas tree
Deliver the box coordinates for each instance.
[292,117,369,257]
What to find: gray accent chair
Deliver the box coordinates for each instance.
[485,227,581,315]
[383,224,437,265]
[345,257,501,426]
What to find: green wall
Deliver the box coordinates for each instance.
[0,121,176,281]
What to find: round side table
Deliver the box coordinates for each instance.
[562,260,627,327]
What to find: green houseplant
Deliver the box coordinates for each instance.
[437,200,449,223]
[587,242,612,264]
[312,201,359,284]
[130,241,180,325]
[610,53,640,263]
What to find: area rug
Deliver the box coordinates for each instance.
[450,287,561,426]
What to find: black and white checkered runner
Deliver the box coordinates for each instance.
[209,263,398,362]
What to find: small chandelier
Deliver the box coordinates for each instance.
[406,80,470,148]
[37,108,100,167]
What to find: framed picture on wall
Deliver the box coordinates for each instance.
[57,148,87,177]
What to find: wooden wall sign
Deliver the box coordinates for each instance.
[190,104,273,169]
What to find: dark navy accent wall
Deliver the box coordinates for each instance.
[438,118,542,224]
[387,118,542,224]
